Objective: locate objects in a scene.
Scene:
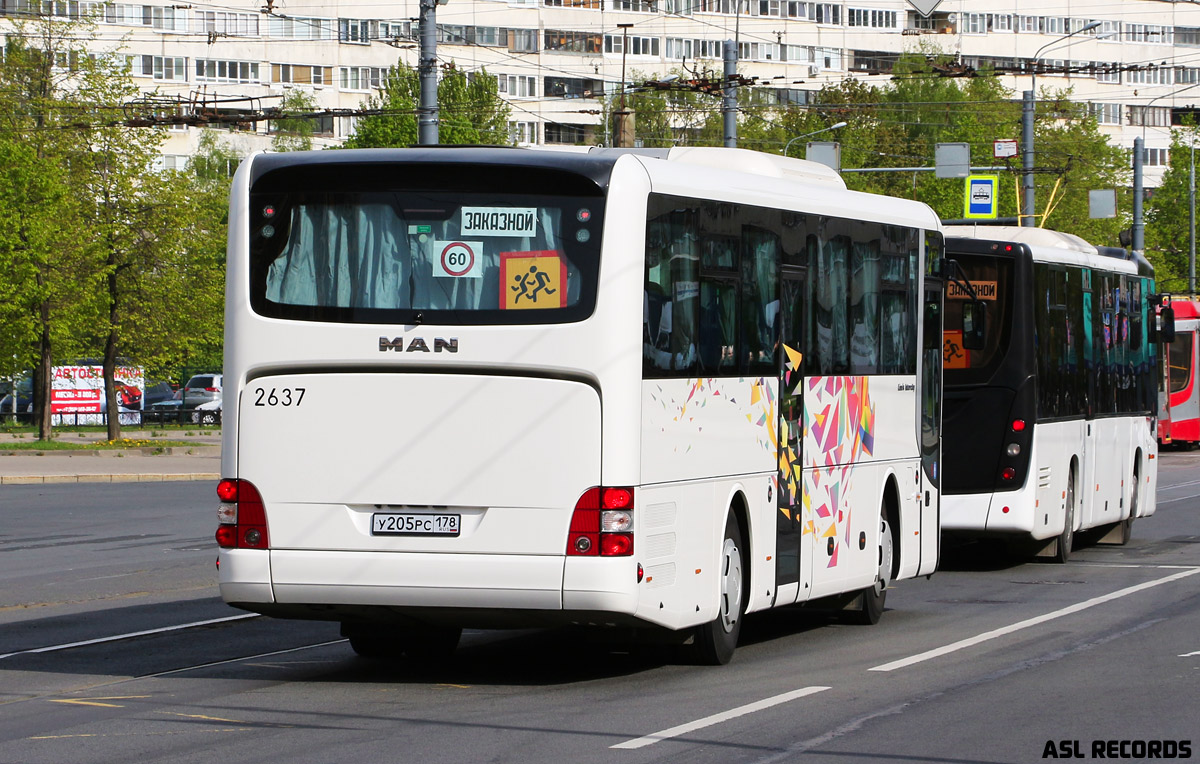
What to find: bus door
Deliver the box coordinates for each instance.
[775,266,809,605]
[919,275,943,575]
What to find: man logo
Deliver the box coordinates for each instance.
[379,337,459,353]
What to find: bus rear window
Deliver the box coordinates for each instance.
[943,253,1013,379]
[248,180,604,325]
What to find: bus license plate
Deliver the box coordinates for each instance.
[371,513,461,536]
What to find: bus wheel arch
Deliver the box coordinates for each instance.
[691,494,749,666]
[1052,459,1079,564]
[1100,452,1139,545]
[845,478,899,625]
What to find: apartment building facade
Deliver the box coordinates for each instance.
[2,0,1198,184]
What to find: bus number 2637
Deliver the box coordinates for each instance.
[254,387,305,407]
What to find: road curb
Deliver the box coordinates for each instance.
[1,473,219,484]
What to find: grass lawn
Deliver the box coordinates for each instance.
[0,437,201,452]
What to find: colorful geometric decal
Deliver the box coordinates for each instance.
[801,376,875,567]
[647,377,774,454]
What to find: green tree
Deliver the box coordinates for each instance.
[68,48,177,438]
[343,62,510,148]
[271,89,319,152]
[1145,126,1200,293]
[0,19,103,439]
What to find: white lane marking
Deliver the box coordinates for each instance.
[0,614,259,660]
[611,686,830,750]
[1155,493,1200,506]
[870,568,1200,672]
[1159,478,1200,490]
[1180,650,1200,658]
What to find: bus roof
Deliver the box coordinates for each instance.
[1170,298,1200,319]
[244,146,939,232]
[944,225,1139,274]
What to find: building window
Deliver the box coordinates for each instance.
[545,123,587,144]
[849,8,896,29]
[738,41,780,61]
[1096,63,1121,84]
[340,66,388,90]
[1127,66,1172,86]
[274,63,333,86]
[1128,106,1170,127]
[1089,102,1122,125]
[154,154,189,172]
[509,121,538,144]
[268,16,336,39]
[1144,147,1169,166]
[605,34,661,56]
[339,18,370,43]
[193,10,258,36]
[609,0,654,10]
[544,30,604,53]
[499,74,537,97]
[194,58,260,83]
[696,0,747,14]
[814,2,840,25]
[508,29,538,52]
[1126,24,1171,44]
[132,54,186,80]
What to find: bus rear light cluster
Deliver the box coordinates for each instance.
[216,478,270,550]
[1001,467,1017,482]
[1010,419,1027,432]
[567,487,634,556]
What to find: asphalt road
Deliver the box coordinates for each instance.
[1,458,1198,764]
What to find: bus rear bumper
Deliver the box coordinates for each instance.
[218,549,643,624]
[941,493,993,532]
[943,483,1040,536]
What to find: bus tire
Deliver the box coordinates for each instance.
[847,507,892,626]
[1053,468,1076,564]
[692,515,746,666]
[1101,465,1138,545]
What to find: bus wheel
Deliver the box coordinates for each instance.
[1119,468,1139,544]
[1101,467,1137,545]
[692,515,745,666]
[1053,470,1076,564]
[847,509,892,625]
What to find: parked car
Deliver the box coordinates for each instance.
[146,396,184,423]
[179,374,222,410]
[143,381,176,409]
[191,398,222,425]
[0,376,33,416]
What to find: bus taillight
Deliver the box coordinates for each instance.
[216,478,270,550]
[1011,419,1027,432]
[568,486,635,556]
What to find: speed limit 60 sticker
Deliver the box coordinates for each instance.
[435,240,484,279]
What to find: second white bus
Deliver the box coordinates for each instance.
[217,146,946,664]
[942,226,1160,561]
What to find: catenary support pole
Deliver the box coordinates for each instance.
[418,0,439,145]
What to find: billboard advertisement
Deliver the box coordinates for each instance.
[51,365,145,425]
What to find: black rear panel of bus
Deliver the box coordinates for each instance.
[942,238,1036,495]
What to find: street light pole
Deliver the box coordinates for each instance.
[784,121,848,157]
[1022,21,1102,227]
